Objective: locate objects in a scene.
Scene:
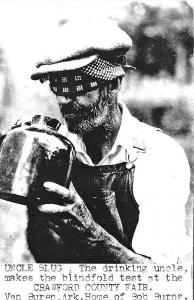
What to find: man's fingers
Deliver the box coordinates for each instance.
[10,119,22,129]
[43,181,74,203]
[0,129,7,136]
[10,119,31,130]
[38,203,69,214]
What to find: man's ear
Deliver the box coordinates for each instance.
[109,77,122,93]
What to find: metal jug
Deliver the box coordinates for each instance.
[0,115,75,205]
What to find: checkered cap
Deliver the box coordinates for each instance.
[31,19,133,81]
[81,57,125,80]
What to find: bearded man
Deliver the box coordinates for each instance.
[27,20,190,263]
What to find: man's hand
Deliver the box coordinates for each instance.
[27,181,151,263]
[27,181,104,263]
[39,181,98,239]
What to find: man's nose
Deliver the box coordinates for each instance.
[57,94,84,104]
[57,95,77,104]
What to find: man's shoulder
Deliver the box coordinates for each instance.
[121,102,187,163]
[132,116,188,164]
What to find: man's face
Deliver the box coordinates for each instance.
[56,87,115,136]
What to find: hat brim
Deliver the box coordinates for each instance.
[123,64,136,70]
[31,54,98,80]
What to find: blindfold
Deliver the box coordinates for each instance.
[49,57,125,96]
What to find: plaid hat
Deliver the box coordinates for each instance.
[31,20,134,95]
[31,19,133,79]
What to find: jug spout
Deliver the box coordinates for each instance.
[31,115,61,131]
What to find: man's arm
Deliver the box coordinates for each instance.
[133,132,191,263]
[27,181,151,263]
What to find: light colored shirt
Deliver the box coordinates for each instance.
[58,101,191,263]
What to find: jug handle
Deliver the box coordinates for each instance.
[0,120,31,147]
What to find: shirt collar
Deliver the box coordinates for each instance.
[118,101,146,152]
[113,101,133,150]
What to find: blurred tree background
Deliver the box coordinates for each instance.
[0,0,193,262]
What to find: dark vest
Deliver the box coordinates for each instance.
[72,159,138,250]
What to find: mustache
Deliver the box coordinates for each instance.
[60,102,84,114]
[59,102,94,118]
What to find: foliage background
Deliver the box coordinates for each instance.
[0,0,193,262]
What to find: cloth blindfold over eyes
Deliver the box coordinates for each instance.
[49,57,125,96]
